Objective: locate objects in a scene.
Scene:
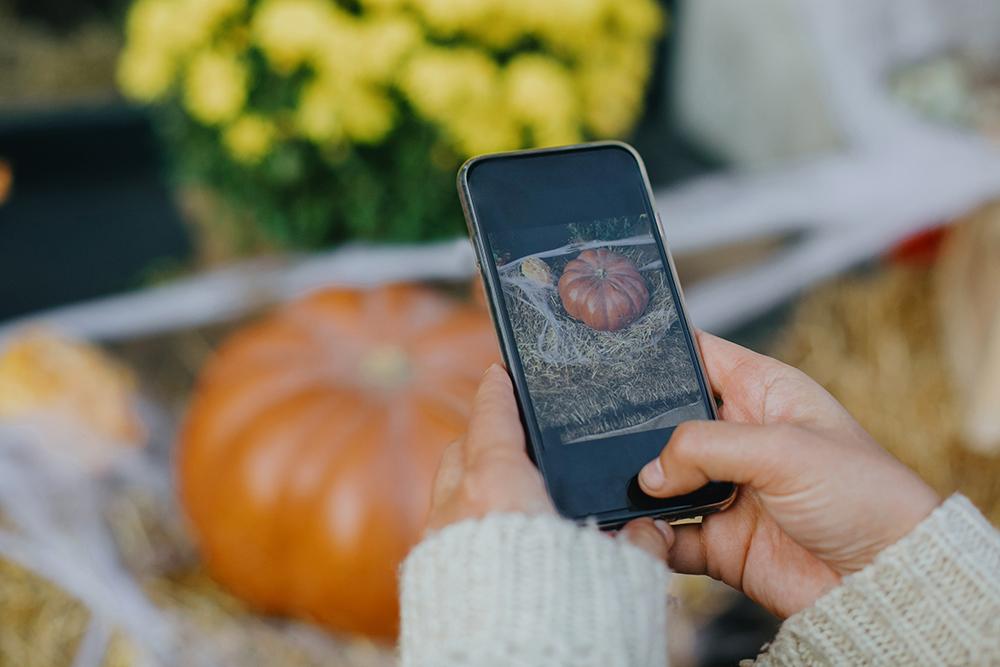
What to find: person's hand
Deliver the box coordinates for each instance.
[426,364,674,559]
[638,332,942,619]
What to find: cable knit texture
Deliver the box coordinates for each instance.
[751,494,1000,666]
[399,495,1000,666]
[399,513,669,667]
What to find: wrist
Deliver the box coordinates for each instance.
[864,474,942,572]
[758,494,1000,665]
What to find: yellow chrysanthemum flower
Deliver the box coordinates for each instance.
[119,0,664,169]
[125,0,244,59]
[117,46,175,102]
[310,18,368,83]
[448,111,522,156]
[356,0,406,10]
[223,114,277,163]
[608,0,664,40]
[409,0,488,37]
[252,0,341,72]
[359,16,421,83]
[531,123,582,149]
[124,0,176,51]
[526,0,604,56]
[580,64,645,137]
[183,50,248,125]
[505,54,579,134]
[296,80,343,143]
[400,47,500,122]
[469,10,522,50]
[177,0,247,46]
[340,85,396,143]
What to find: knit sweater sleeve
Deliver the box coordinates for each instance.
[750,494,1000,666]
[398,495,1000,667]
[398,513,670,667]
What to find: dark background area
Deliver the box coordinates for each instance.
[0,108,191,320]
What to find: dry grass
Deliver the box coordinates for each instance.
[501,242,700,442]
[0,556,394,667]
[773,265,1000,526]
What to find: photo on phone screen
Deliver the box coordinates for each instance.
[488,213,709,449]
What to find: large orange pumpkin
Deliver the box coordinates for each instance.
[178,284,499,639]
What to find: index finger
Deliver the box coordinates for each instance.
[695,331,781,413]
[695,330,852,428]
[463,363,527,464]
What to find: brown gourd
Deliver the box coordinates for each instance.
[177,284,499,639]
[558,248,649,331]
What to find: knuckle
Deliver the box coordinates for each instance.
[623,521,665,557]
[669,422,705,459]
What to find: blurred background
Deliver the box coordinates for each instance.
[1,0,999,665]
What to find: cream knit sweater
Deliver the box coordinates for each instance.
[400,494,1000,666]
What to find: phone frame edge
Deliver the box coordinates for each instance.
[457,140,737,527]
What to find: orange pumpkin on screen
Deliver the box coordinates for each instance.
[558,248,649,331]
[178,284,499,639]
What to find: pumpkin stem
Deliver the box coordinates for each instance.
[359,345,410,389]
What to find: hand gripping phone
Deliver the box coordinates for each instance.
[458,142,736,528]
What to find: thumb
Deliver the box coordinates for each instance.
[463,364,526,465]
[638,421,800,498]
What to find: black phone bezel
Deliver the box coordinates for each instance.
[457,141,736,528]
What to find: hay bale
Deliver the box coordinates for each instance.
[0,556,394,667]
[772,264,1000,525]
[935,202,1000,453]
[0,557,132,667]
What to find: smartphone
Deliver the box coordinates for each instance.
[458,142,736,529]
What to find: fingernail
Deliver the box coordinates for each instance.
[482,363,499,377]
[653,519,671,540]
[639,459,665,490]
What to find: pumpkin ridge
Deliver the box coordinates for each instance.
[279,401,378,615]
[599,282,615,330]
[191,389,338,607]
[615,276,646,319]
[607,279,640,321]
[292,417,404,631]
[408,311,492,349]
[269,394,372,592]
[188,361,338,453]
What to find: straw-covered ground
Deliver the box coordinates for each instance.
[500,240,701,443]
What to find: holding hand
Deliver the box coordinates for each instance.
[426,365,674,560]
[638,332,941,618]
[424,334,942,620]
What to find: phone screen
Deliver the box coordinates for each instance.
[464,144,732,523]
[487,213,710,448]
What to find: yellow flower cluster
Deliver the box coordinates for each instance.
[118,0,663,164]
[223,114,277,163]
